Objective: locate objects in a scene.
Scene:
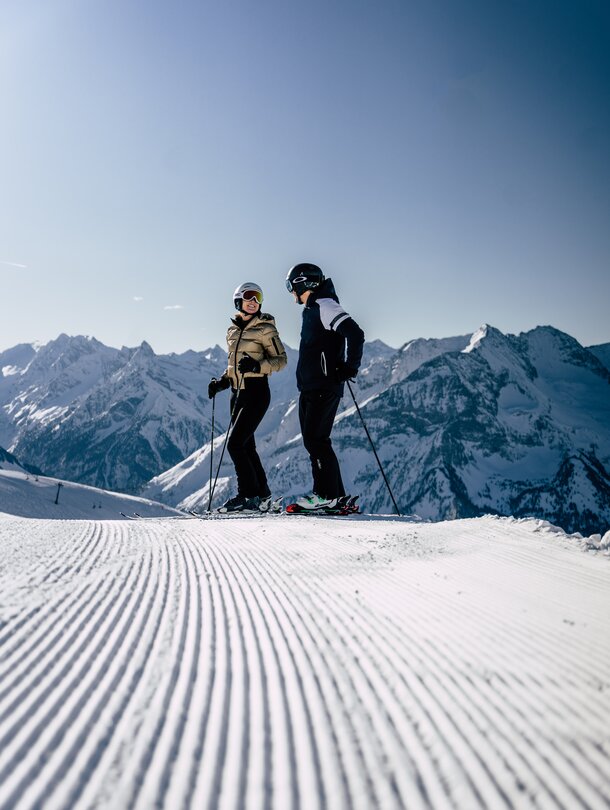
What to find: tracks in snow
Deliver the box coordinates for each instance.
[0,515,608,809]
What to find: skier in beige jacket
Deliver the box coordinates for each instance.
[208,282,287,512]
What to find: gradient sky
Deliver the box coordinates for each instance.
[1,0,609,354]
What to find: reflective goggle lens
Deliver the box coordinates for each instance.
[242,289,263,304]
[286,275,308,293]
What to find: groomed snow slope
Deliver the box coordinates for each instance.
[0,514,608,809]
[0,470,184,520]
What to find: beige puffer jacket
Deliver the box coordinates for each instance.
[221,312,287,390]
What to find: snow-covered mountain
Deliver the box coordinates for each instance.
[0,446,41,476]
[3,327,609,534]
[0,335,228,492]
[588,341,610,372]
[146,325,610,536]
[330,325,610,534]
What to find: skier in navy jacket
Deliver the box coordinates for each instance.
[286,262,365,510]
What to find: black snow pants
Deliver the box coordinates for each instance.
[228,377,271,498]
[298,389,346,499]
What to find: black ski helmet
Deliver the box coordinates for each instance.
[285,263,325,296]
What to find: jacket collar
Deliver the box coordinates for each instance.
[307,277,339,306]
[231,312,260,328]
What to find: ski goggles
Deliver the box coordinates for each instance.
[240,289,263,304]
[285,275,308,293]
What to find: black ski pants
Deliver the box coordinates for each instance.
[228,377,271,498]
[299,389,346,499]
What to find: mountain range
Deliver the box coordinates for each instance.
[0,334,227,492]
[1,326,609,534]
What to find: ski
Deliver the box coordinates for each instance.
[188,497,283,520]
[284,508,360,517]
[120,512,191,521]
[285,495,360,516]
[188,511,281,520]
[190,513,265,520]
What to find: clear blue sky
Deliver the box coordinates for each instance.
[1,0,609,353]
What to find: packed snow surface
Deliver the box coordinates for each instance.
[0,512,608,809]
[0,470,184,520]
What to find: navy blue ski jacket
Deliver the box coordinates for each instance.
[296,278,365,394]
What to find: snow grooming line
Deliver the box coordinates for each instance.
[0,516,608,807]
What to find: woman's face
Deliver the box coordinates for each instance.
[241,294,261,317]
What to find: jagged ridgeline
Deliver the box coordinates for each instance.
[2,327,609,534]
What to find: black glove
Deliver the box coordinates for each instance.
[208,376,230,399]
[237,353,261,374]
[336,361,358,382]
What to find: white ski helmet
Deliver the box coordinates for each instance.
[233,282,263,311]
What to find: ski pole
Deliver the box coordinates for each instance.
[346,380,401,516]
[207,392,216,513]
[207,363,244,512]
[208,405,243,511]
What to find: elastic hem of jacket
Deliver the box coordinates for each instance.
[231,375,270,392]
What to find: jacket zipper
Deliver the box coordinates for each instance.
[320,351,327,376]
[234,326,245,388]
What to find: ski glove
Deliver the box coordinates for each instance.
[336,362,358,383]
[208,376,230,399]
[237,354,261,374]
